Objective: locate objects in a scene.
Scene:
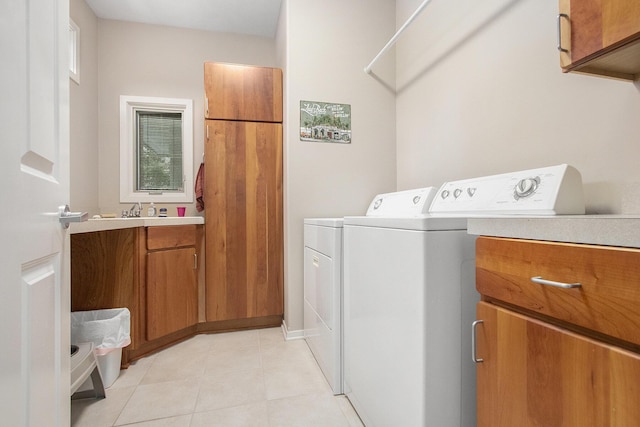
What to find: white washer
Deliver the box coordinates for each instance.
[343,165,585,427]
[303,217,344,394]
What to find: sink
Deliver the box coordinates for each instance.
[91,216,138,220]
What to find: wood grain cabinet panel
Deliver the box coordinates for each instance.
[71,229,137,312]
[204,62,283,123]
[146,247,198,340]
[147,225,196,250]
[476,301,640,427]
[559,0,640,79]
[71,228,141,363]
[476,236,640,346]
[204,119,283,322]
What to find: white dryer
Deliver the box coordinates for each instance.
[343,164,585,427]
[303,217,344,394]
[304,188,437,395]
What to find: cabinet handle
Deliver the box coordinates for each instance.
[472,320,484,363]
[557,13,569,53]
[205,97,209,117]
[193,253,198,270]
[531,276,581,289]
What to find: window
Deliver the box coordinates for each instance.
[69,19,80,84]
[120,96,193,203]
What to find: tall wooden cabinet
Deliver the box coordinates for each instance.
[558,0,640,80]
[474,236,640,426]
[204,63,283,326]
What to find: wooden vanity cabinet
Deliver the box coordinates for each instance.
[145,225,198,341]
[71,224,203,366]
[559,0,640,80]
[474,236,640,426]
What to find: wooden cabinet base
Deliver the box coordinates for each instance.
[195,315,283,334]
[122,315,283,366]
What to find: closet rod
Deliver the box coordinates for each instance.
[364,0,434,74]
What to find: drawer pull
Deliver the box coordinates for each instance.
[472,320,484,363]
[531,276,581,289]
[557,13,570,53]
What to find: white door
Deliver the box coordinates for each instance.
[1,0,70,425]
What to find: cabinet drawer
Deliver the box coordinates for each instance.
[476,236,640,346]
[147,225,197,250]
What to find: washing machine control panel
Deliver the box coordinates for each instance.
[367,187,438,216]
[429,164,585,215]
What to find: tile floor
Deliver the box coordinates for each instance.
[71,327,363,426]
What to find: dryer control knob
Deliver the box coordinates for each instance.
[514,177,540,199]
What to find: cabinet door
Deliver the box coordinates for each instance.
[204,62,283,123]
[476,301,640,427]
[559,0,640,77]
[205,120,283,322]
[146,247,198,340]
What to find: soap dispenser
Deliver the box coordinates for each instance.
[148,202,157,217]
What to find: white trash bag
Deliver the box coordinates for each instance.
[71,308,131,356]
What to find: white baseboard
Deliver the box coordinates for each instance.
[281,319,304,340]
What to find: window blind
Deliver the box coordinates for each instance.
[136,111,183,192]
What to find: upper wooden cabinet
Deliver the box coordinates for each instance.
[559,0,640,80]
[204,62,283,122]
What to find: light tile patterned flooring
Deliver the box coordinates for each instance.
[71,327,363,426]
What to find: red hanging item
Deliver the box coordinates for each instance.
[195,162,205,212]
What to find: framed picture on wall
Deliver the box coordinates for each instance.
[300,100,351,144]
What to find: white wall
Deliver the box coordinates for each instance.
[395,0,640,214]
[70,0,99,215]
[281,0,397,334]
[96,20,277,216]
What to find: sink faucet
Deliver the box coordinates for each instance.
[129,202,142,217]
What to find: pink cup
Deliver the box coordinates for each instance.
[177,207,186,217]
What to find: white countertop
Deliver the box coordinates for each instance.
[467,215,640,248]
[70,216,205,234]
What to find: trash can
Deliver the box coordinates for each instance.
[71,308,131,388]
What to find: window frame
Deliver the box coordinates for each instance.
[119,95,194,203]
[69,18,80,84]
